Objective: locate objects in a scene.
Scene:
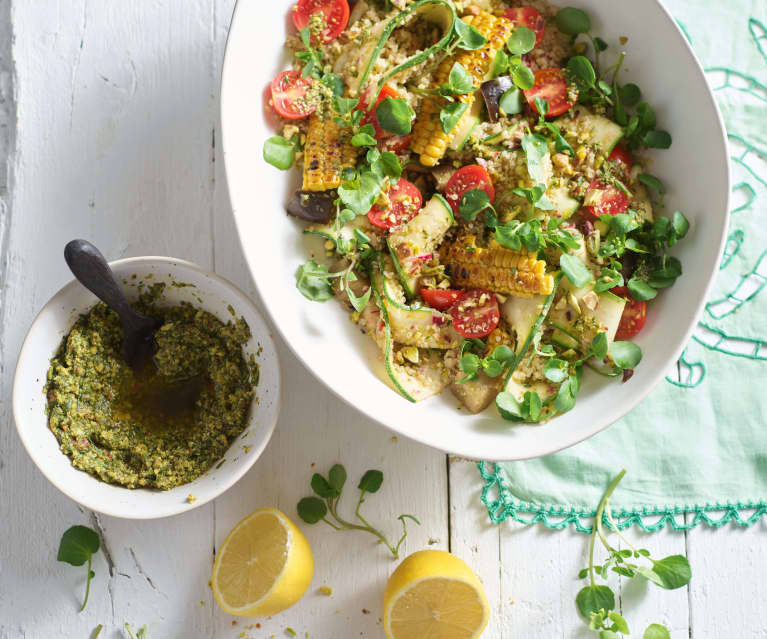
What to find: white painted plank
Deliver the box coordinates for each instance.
[1,1,221,636]
[687,515,767,638]
[449,459,502,639]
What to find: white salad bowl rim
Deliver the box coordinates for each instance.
[220,0,730,461]
[13,256,282,518]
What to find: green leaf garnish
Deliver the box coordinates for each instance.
[263,136,297,170]
[555,7,591,35]
[454,18,488,50]
[610,341,642,369]
[560,253,594,288]
[58,525,100,611]
[507,25,536,54]
[297,465,419,558]
[499,87,524,115]
[295,260,334,302]
[376,97,414,136]
[440,102,469,134]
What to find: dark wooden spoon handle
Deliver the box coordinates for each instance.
[64,239,148,332]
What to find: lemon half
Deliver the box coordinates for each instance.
[383,550,490,639]
[212,507,314,617]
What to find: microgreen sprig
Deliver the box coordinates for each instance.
[57,525,101,611]
[297,464,420,559]
[458,339,516,383]
[576,470,691,638]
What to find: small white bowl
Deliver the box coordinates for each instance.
[13,256,281,519]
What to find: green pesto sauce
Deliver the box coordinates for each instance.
[45,283,259,490]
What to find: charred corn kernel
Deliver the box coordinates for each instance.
[576,145,588,161]
[411,12,514,166]
[302,115,357,191]
[441,235,554,297]
[595,155,605,169]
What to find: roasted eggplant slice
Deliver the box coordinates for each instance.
[480,76,515,123]
[286,190,335,223]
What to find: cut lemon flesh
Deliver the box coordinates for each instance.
[384,550,489,639]
[212,507,313,617]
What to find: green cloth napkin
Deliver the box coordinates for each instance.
[479,0,767,532]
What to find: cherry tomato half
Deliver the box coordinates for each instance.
[582,178,630,219]
[608,146,634,175]
[611,286,647,340]
[444,165,495,215]
[367,178,422,230]
[524,68,576,118]
[450,290,501,339]
[292,0,350,44]
[503,7,545,48]
[420,288,462,311]
[270,70,316,120]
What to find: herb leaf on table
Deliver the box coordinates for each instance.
[576,470,692,637]
[297,464,419,558]
[57,525,100,611]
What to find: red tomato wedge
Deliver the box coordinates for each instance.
[421,288,462,311]
[270,70,316,120]
[503,7,545,48]
[611,286,647,340]
[582,178,631,219]
[444,165,495,215]
[524,68,576,118]
[367,178,422,230]
[292,0,350,44]
[608,146,634,174]
[450,290,500,339]
[380,134,412,153]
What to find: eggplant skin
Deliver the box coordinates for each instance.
[480,76,515,123]
[286,190,335,223]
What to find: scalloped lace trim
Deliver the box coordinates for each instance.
[478,462,767,533]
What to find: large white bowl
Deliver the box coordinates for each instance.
[13,257,281,518]
[221,0,729,460]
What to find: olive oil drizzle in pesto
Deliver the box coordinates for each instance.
[45,283,258,490]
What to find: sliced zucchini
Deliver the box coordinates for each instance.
[549,280,627,347]
[500,273,563,382]
[448,98,481,151]
[502,294,547,354]
[375,255,458,349]
[547,184,580,219]
[388,194,454,298]
[556,106,623,153]
[353,0,456,95]
[631,183,654,223]
[369,264,449,402]
[551,327,580,350]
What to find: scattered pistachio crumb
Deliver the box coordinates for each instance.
[242,445,252,454]
[362,608,370,615]
[187,493,197,504]
[391,436,398,443]
[319,585,333,596]
[286,628,297,637]
[199,600,204,606]
[427,537,440,545]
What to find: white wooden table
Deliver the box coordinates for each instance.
[0,2,764,637]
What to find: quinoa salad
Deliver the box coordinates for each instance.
[263,0,690,424]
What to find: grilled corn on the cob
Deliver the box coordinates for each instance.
[302,115,357,191]
[410,12,514,167]
[441,235,555,297]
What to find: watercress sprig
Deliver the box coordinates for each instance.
[57,525,101,611]
[297,464,420,559]
[576,470,692,638]
[458,339,516,383]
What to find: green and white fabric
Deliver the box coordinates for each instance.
[479,0,767,532]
